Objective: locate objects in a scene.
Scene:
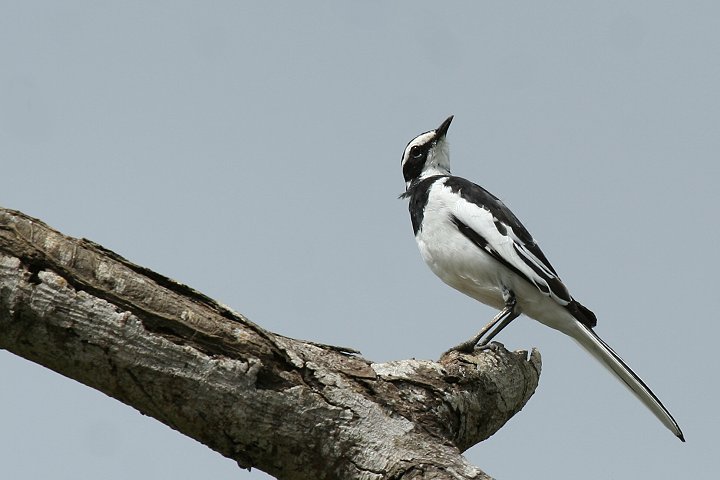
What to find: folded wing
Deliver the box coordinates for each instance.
[445,177,572,306]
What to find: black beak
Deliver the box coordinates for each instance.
[435,115,454,140]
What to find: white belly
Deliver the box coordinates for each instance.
[415,191,577,334]
[417,221,506,310]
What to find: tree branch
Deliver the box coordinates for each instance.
[0,208,541,480]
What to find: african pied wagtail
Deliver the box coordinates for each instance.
[400,115,684,441]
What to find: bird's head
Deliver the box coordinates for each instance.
[400,115,453,193]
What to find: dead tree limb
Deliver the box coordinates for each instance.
[0,207,541,480]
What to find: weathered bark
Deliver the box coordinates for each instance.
[0,208,541,480]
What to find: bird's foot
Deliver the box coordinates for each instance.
[444,292,518,356]
[444,339,505,356]
[446,337,479,354]
[476,340,505,352]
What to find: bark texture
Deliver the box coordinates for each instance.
[0,208,541,480]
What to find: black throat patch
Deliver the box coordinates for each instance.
[403,175,446,235]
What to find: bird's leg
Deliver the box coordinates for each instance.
[448,289,520,353]
[478,288,520,346]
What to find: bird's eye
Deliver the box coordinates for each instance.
[411,146,423,158]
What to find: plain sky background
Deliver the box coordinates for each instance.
[1,1,717,479]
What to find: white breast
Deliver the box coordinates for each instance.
[414,179,576,333]
[415,180,507,310]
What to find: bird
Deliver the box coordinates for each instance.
[399,115,684,441]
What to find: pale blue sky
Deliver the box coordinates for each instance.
[1,2,717,479]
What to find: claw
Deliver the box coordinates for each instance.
[476,341,505,352]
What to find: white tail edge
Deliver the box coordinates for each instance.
[566,320,684,441]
